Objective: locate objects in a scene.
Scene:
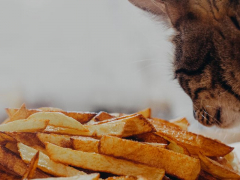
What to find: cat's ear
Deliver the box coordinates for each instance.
[128,0,166,16]
[128,0,184,27]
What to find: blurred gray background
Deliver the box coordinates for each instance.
[0,0,194,126]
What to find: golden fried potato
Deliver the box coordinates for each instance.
[169,117,190,130]
[99,136,200,180]
[94,111,115,122]
[22,151,40,179]
[0,170,21,180]
[0,119,49,132]
[132,132,168,144]
[198,152,240,179]
[28,112,88,131]
[0,145,48,178]
[32,174,100,180]
[46,143,165,180]
[137,108,151,118]
[18,143,85,177]
[151,118,233,156]
[4,132,45,152]
[6,106,96,124]
[37,133,72,148]
[71,136,99,153]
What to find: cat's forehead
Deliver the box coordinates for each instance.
[166,0,231,27]
[129,0,238,28]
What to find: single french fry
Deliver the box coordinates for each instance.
[5,142,19,154]
[86,114,154,138]
[71,136,99,153]
[167,142,189,155]
[0,163,19,176]
[106,176,141,180]
[60,112,96,124]
[37,133,72,148]
[18,143,85,177]
[44,126,92,136]
[169,117,190,130]
[110,113,125,117]
[0,170,21,180]
[94,111,115,122]
[132,133,168,144]
[91,114,136,124]
[99,136,200,180]
[46,143,165,180]
[198,152,240,179]
[6,107,96,124]
[46,114,154,138]
[4,104,29,123]
[198,171,218,180]
[4,132,45,152]
[22,151,40,179]
[137,108,151,118]
[143,142,167,149]
[5,108,17,118]
[149,118,182,129]
[0,145,48,178]
[85,111,116,125]
[151,118,234,156]
[154,132,189,155]
[28,112,88,131]
[0,119,49,132]
[38,107,64,111]
[0,132,16,144]
[32,174,100,180]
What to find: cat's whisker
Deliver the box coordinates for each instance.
[203,109,221,125]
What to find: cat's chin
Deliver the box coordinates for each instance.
[190,120,240,144]
[192,106,240,143]
[215,108,240,128]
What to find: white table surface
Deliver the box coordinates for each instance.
[231,142,240,159]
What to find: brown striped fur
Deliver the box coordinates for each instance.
[129,0,240,127]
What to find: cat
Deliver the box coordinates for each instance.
[129,0,240,128]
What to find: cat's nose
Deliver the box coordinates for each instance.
[193,107,215,126]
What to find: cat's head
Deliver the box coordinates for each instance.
[129,0,240,127]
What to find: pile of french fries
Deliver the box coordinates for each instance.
[0,104,239,180]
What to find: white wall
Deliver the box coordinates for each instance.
[0,0,193,121]
[1,0,240,144]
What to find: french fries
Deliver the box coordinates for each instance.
[71,136,99,153]
[137,108,151,118]
[86,114,154,138]
[0,170,21,180]
[6,106,96,124]
[198,152,240,179]
[169,117,190,130]
[0,105,238,180]
[4,132,45,152]
[22,151,40,179]
[32,174,100,180]
[151,118,234,156]
[0,119,49,132]
[132,132,168,144]
[0,145,48,178]
[37,133,72,148]
[28,112,88,131]
[93,111,115,122]
[99,136,200,180]
[46,142,165,180]
[18,143,85,177]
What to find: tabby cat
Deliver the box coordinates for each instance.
[129,0,240,127]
